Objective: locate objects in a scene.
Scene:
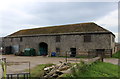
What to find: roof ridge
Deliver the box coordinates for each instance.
[21,22,96,31]
[7,22,113,37]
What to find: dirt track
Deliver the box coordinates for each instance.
[2,55,83,74]
[2,55,119,74]
[104,58,119,65]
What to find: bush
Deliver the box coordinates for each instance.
[71,61,90,77]
[112,51,120,59]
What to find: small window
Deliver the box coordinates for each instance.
[20,37,23,42]
[56,48,60,53]
[56,36,60,42]
[84,35,91,42]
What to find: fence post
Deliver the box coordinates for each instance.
[101,52,104,62]
[17,74,19,79]
[1,58,7,78]
[65,51,67,63]
[29,61,31,79]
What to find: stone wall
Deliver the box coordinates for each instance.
[0,37,3,48]
[3,33,115,56]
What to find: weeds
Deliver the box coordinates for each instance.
[68,61,119,78]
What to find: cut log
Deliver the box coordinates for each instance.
[43,62,71,78]
[52,73,58,78]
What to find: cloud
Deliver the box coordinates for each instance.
[114,32,118,42]
[95,9,118,32]
[0,2,118,41]
[94,9,118,42]
[14,2,117,25]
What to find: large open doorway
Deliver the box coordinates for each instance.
[96,49,105,56]
[70,48,76,57]
[39,42,48,56]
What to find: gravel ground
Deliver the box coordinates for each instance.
[2,55,86,74]
[2,55,119,74]
[104,58,119,65]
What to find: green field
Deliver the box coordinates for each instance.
[61,61,119,78]
[27,61,119,78]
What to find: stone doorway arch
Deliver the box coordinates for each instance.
[39,42,48,56]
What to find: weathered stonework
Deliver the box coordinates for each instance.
[3,33,115,56]
[2,22,116,57]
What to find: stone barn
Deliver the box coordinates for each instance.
[0,37,3,48]
[3,22,115,57]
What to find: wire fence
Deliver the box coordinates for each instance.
[0,58,31,79]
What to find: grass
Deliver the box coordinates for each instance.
[23,57,119,78]
[25,63,53,78]
[112,51,120,59]
[61,61,119,78]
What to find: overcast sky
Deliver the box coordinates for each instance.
[0,0,118,42]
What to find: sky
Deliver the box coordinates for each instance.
[0,0,118,42]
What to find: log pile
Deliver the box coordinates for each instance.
[43,57,101,79]
[43,61,71,79]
